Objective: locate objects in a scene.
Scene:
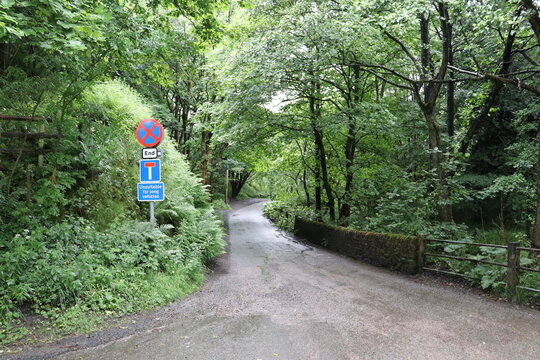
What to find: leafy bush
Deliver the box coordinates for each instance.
[74,81,152,227]
[0,81,224,344]
[263,200,318,232]
[351,179,434,236]
[0,80,147,237]
[1,209,223,342]
[83,80,152,131]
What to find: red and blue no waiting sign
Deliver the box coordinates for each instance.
[136,119,164,148]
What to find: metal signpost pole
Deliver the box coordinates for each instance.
[150,201,155,223]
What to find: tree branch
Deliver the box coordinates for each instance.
[382,28,424,75]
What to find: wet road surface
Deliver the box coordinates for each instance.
[14,199,540,359]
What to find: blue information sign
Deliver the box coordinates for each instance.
[139,159,161,182]
[137,182,165,201]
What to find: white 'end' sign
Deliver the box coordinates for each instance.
[142,148,159,159]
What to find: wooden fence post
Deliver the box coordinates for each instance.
[507,242,520,302]
[38,123,45,167]
[225,169,229,204]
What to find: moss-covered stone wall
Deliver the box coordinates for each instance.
[294,218,423,274]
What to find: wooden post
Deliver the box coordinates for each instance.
[38,123,45,167]
[507,242,520,302]
[25,164,32,202]
[225,169,229,204]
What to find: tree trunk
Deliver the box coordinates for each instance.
[420,12,432,85]
[181,81,192,155]
[315,175,322,215]
[446,23,455,137]
[459,20,517,154]
[339,65,361,224]
[210,143,227,192]
[312,126,335,220]
[309,71,335,220]
[0,43,10,71]
[231,171,252,198]
[522,0,540,43]
[175,97,182,148]
[200,129,212,190]
[533,114,540,248]
[303,169,310,205]
[311,107,336,220]
[420,3,452,222]
[181,106,189,150]
[339,117,356,223]
[424,109,452,222]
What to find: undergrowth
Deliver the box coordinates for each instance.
[263,200,317,232]
[0,81,224,346]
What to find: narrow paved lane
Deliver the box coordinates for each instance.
[57,200,540,359]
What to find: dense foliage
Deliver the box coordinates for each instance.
[214,0,539,235]
[211,0,540,300]
[2,0,540,344]
[1,79,223,343]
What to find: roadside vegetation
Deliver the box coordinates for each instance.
[2,0,540,348]
[0,80,224,345]
[228,0,540,303]
[0,0,231,346]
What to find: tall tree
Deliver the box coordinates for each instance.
[355,1,453,221]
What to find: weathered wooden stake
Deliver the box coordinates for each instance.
[25,164,32,202]
[507,242,520,302]
[38,123,45,167]
[225,169,229,204]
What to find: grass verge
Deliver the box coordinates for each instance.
[0,261,207,352]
